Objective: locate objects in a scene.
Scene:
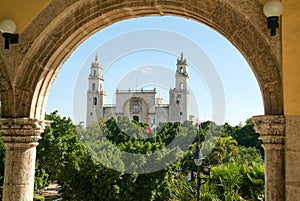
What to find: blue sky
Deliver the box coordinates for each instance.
[46,16,263,126]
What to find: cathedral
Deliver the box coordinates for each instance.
[86,53,192,126]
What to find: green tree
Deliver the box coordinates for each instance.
[35,113,265,201]
[207,136,238,165]
[35,111,90,196]
[235,120,264,156]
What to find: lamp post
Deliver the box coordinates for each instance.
[193,123,210,201]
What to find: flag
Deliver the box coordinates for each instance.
[150,116,157,130]
[145,126,151,133]
[146,116,157,133]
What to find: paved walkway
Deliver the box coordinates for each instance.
[37,183,61,196]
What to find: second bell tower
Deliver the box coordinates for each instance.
[169,53,190,122]
[86,55,106,125]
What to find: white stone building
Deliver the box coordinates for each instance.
[86,53,191,126]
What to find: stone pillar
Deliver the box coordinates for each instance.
[285,115,300,201]
[0,118,46,201]
[252,115,285,201]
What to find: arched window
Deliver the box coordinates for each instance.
[94,97,97,105]
[180,67,183,73]
[90,112,93,116]
[180,83,183,89]
[176,94,182,104]
[92,83,96,91]
[93,70,96,76]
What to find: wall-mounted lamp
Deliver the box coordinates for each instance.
[263,0,283,36]
[0,19,19,49]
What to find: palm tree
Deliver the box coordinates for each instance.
[208,136,238,165]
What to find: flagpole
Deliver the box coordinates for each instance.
[154,125,156,143]
[148,114,157,143]
[153,115,156,143]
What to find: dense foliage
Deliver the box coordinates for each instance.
[0,111,265,200]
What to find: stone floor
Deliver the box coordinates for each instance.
[36,183,61,196]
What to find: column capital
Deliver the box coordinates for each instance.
[0,118,48,145]
[252,115,285,148]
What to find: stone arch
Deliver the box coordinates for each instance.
[0,54,13,117]
[123,96,149,122]
[5,0,282,119]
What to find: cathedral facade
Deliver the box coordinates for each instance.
[86,53,191,126]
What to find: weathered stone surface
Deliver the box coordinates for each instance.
[0,118,46,201]
[252,115,285,201]
[285,115,300,201]
[252,115,285,146]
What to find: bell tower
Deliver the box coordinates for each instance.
[169,53,190,122]
[86,55,106,125]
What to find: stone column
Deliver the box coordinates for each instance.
[252,115,285,201]
[0,118,46,201]
[285,115,300,201]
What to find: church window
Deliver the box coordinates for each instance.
[92,83,96,91]
[133,116,140,122]
[130,98,142,114]
[180,83,183,89]
[180,67,183,73]
[90,112,93,116]
[176,94,182,104]
[94,97,97,105]
[93,70,96,76]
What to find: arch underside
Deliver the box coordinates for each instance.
[0,0,283,119]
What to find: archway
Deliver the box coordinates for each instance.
[0,0,282,120]
[0,0,284,200]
